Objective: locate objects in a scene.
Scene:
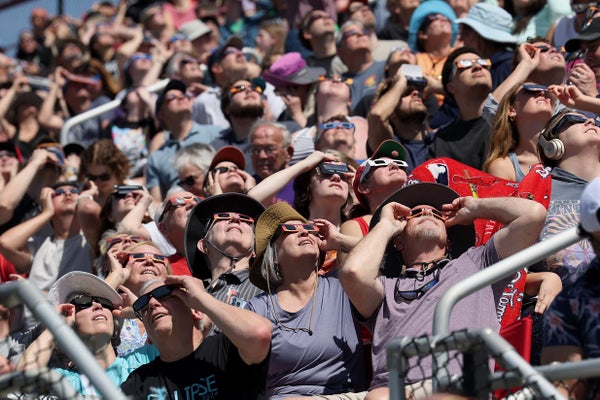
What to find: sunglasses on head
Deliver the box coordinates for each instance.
[106,235,144,246]
[319,121,355,131]
[279,223,319,234]
[128,252,168,265]
[341,28,369,40]
[213,212,254,224]
[87,172,111,182]
[54,187,80,196]
[69,295,114,311]
[318,75,354,85]
[212,165,239,174]
[133,284,179,319]
[229,83,263,96]
[407,207,445,222]
[550,114,600,137]
[159,196,201,221]
[394,274,439,302]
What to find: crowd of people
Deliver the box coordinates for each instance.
[0,0,599,398]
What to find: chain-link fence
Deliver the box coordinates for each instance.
[0,280,127,400]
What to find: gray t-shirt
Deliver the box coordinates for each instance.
[365,240,508,387]
[246,274,366,399]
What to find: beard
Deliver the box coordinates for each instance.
[228,102,264,119]
[396,105,427,124]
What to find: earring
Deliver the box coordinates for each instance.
[274,263,282,280]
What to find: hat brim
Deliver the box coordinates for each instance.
[456,19,516,44]
[209,146,246,170]
[370,183,475,271]
[48,271,123,307]
[262,66,326,88]
[185,194,265,280]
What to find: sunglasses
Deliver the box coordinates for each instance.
[69,295,114,311]
[341,28,369,40]
[452,58,492,75]
[180,57,200,66]
[131,53,153,61]
[533,44,564,54]
[521,83,549,93]
[222,47,242,58]
[106,235,144,246]
[305,11,330,29]
[0,150,16,159]
[406,207,445,222]
[360,158,408,183]
[427,13,449,23]
[164,92,192,104]
[54,187,80,196]
[87,172,111,182]
[550,114,600,137]
[319,121,355,131]
[159,196,201,221]
[133,284,179,319]
[213,212,254,224]
[212,166,239,174]
[279,223,319,234]
[169,34,188,43]
[395,275,439,301]
[349,3,369,13]
[229,83,263,96]
[249,145,281,156]
[178,173,203,188]
[318,75,354,85]
[128,252,168,265]
[112,191,138,199]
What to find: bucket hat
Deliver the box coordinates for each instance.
[455,3,517,44]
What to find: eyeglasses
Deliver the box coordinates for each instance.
[318,75,354,85]
[54,187,80,196]
[213,212,254,224]
[229,83,263,96]
[87,172,111,182]
[341,28,369,41]
[533,44,564,54]
[69,295,114,311]
[360,158,408,183]
[572,2,598,13]
[133,284,179,319]
[406,207,445,222]
[279,223,318,234]
[249,145,282,156]
[178,173,203,188]
[106,235,144,246]
[0,150,16,159]
[549,114,600,137]
[159,196,201,221]
[131,53,153,61]
[164,92,192,104]
[395,274,439,301]
[128,252,168,265]
[319,121,355,131]
[212,166,239,174]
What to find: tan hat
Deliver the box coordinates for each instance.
[250,202,307,291]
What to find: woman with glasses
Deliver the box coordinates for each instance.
[16,271,158,396]
[247,202,367,399]
[484,82,556,182]
[203,146,256,198]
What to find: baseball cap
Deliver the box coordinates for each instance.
[155,79,187,113]
[209,146,246,170]
[565,18,600,52]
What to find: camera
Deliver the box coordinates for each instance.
[400,64,427,87]
[318,162,350,176]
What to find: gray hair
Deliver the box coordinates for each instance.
[261,242,283,291]
[165,51,197,78]
[139,279,166,296]
[174,142,215,173]
[248,119,291,148]
[336,20,365,47]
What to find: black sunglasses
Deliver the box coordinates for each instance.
[87,172,111,182]
[550,114,600,137]
[133,284,179,319]
[69,295,115,311]
[394,273,439,302]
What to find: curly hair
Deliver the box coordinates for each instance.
[77,139,130,183]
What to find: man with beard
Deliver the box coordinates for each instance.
[210,78,267,175]
[428,47,493,170]
[367,63,432,172]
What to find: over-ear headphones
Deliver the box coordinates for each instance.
[538,131,565,160]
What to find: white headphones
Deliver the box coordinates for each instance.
[538,130,565,160]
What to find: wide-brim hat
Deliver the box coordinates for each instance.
[262,52,326,88]
[209,145,246,170]
[408,0,457,52]
[48,271,123,307]
[353,140,408,209]
[565,18,600,52]
[250,202,325,292]
[455,3,516,44]
[370,183,475,273]
[185,193,265,280]
[178,19,212,41]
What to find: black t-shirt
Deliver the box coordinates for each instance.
[121,334,269,400]
[427,116,491,170]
